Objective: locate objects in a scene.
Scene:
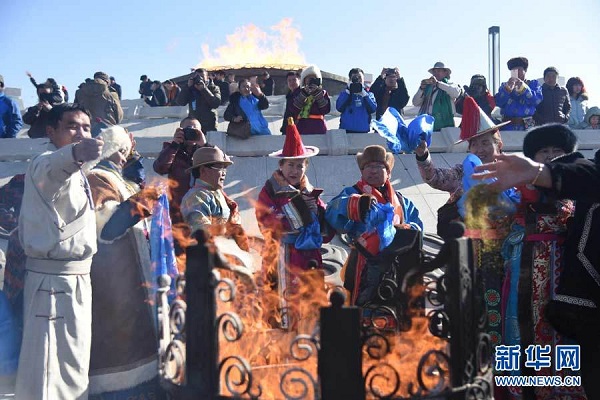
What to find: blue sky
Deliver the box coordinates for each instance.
[2,0,599,107]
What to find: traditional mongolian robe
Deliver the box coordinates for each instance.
[17,143,97,400]
[86,161,161,399]
[325,179,422,307]
[256,171,331,328]
[501,187,586,400]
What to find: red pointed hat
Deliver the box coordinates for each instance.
[455,96,510,144]
[268,118,319,158]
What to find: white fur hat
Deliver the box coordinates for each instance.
[300,65,322,84]
[100,125,131,160]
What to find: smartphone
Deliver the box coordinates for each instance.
[510,69,519,79]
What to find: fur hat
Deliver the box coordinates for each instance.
[470,74,487,87]
[187,146,233,172]
[94,72,110,85]
[100,125,131,160]
[507,57,528,71]
[356,145,394,172]
[523,124,577,160]
[300,65,322,84]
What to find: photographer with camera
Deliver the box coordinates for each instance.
[176,68,221,132]
[412,62,461,131]
[336,68,377,133]
[288,65,331,135]
[153,116,209,227]
[370,67,410,120]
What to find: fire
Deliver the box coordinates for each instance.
[156,177,449,398]
[196,18,306,69]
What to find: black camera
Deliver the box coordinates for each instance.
[192,76,204,86]
[183,127,199,141]
[308,77,321,86]
[349,82,363,94]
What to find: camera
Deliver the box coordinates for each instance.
[183,127,199,141]
[192,76,204,86]
[308,77,321,86]
[349,81,363,94]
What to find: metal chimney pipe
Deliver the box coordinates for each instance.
[488,26,501,94]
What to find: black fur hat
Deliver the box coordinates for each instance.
[507,57,529,71]
[523,124,578,160]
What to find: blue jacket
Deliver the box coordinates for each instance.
[224,92,271,135]
[336,89,377,133]
[0,93,23,138]
[494,80,543,128]
[325,185,423,241]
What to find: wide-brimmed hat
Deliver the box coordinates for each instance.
[269,118,319,159]
[455,97,509,144]
[523,124,577,160]
[428,62,451,75]
[187,146,233,172]
[356,145,394,172]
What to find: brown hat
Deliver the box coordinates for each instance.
[186,146,233,172]
[356,145,394,171]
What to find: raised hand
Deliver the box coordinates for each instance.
[74,137,103,162]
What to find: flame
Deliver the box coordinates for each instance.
[196,18,306,69]
[157,176,449,398]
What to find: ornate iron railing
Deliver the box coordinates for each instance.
[157,229,492,399]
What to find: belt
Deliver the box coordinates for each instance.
[303,114,324,120]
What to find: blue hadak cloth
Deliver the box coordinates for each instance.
[150,193,178,302]
[458,154,520,218]
[294,213,323,250]
[0,290,19,375]
[406,114,434,151]
[372,108,434,153]
[365,202,396,251]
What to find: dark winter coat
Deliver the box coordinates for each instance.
[176,82,221,132]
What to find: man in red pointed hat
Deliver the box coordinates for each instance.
[255,118,333,329]
[325,144,423,330]
[415,96,508,238]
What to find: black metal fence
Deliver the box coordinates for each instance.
[157,230,493,399]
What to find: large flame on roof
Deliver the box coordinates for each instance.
[196,18,306,70]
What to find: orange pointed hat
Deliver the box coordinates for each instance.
[269,118,319,158]
[455,96,510,144]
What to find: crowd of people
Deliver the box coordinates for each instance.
[2,57,599,140]
[0,56,599,400]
